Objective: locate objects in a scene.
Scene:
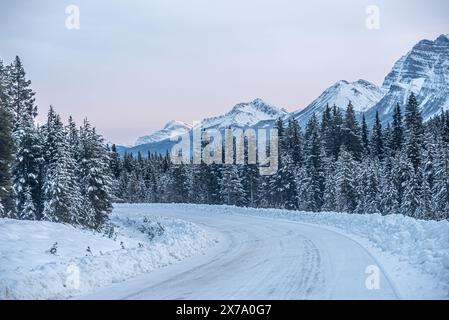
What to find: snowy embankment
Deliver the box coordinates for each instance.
[0,208,217,299]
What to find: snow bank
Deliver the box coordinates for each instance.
[0,209,216,299]
[126,203,449,297]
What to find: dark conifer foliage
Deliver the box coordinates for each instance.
[0,56,113,229]
[115,96,449,221]
[1,56,448,224]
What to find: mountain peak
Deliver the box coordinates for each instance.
[135,120,191,146]
[366,34,449,124]
[291,79,383,126]
[199,98,287,129]
[435,34,449,45]
[163,120,191,130]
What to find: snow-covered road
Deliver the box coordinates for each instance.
[83,207,400,299]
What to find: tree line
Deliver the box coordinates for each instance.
[1,56,448,225]
[114,95,449,221]
[0,56,113,230]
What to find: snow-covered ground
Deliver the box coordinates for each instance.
[0,208,217,299]
[1,204,448,299]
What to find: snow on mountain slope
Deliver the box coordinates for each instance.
[197,98,288,129]
[134,120,191,146]
[119,98,287,156]
[0,212,217,299]
[366,34,449,124]
[292,79,384,127]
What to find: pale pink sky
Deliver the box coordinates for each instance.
[1,0,448,145]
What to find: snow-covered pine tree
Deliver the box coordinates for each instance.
[41,108,83,224]
[9,57,43,220]
[400,158,422,218]
[379,159,399,215]
[432,137,449,220]
[322,157,338,211]
[320,104,334,158]
[390,103,404,153]
[78,119,113,229]
[219,165,246,206]
[20,185,36,220]
[404,93,424,172]
[335,146,359,213]
[370,111,384,160]
[0,89,15,216]
[302,114,324,211]
[342,102,362,161]
[356,160,380,214]
[7,56,37,128]
[361,114,370,158]
[169,163,189,203]
[331,105,344,160]
[11,109,41,220]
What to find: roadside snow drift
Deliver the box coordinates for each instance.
[0,209,216,299]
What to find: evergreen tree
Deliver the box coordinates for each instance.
[322,157,338,211]
[78,119,113,229]
[379,160,399,215]
[7,56,37,128]
[390,103,403,153]
[220,165,246,206]
[404,93,424,172]
[302,114,324,211]
[0,96,15,216]
[432,139,449,220]
[400,161,422,218]
[169,164,189,203]
[41,108,82,224]
[361,114,370,157]
[330,105,343,159]
[336,146,358,212]
[370,111,384,160]
[342,102,362,161]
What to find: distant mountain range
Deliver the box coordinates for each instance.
[118,34,449,155]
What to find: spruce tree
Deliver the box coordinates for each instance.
[361,114,370,157]
[78,119,113,229]
[302,114,324,211]
[336,146,359,213]
[342,102,362,161]
[370,111,384,160]
[41,108,83,224]
[390,103,403,153]
[220,165,246,206]
[7,56,37,128]
[404,93,424,172]
[0,96,15,216]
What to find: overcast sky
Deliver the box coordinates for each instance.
[0,0,448,145]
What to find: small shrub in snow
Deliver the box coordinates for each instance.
[47,242,58,255]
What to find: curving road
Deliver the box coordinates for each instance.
[82,207,400,300]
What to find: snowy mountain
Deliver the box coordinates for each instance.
[134,120,192,146]
[119,99,287,155]
[121,34,449,154]
[292,79,384,127]
[365,34,449,124]
[197,98,288,130]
